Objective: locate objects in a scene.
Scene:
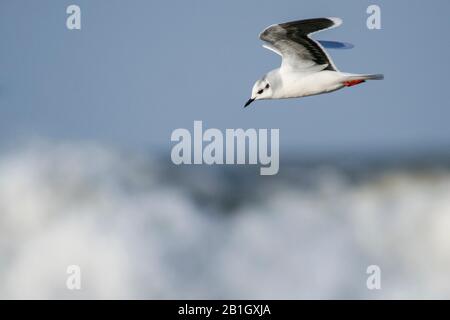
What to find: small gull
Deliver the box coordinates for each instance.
[245,17,384,107]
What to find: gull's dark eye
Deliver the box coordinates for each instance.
[257,89,264,94]
[265,84,270,89]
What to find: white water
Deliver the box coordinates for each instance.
[1,142,450,299]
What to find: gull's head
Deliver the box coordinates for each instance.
[244,78,272,108]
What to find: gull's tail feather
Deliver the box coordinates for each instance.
[345,73,384,81]
[342,73,384,87]
[362,74,384,80]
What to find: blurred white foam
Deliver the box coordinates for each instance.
[0,141,450,299]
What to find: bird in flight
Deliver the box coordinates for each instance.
[244,17,383,107]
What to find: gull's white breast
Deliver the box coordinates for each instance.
[274,70,345,99]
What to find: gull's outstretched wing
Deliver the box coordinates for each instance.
[318,40,354,49]
[260,17,342,72]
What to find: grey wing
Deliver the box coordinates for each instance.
[260,17,342,71]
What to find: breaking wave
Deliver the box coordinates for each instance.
[1,141,450,299]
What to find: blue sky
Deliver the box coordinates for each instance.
[1,0,449,155]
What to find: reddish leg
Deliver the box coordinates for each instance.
[343,79,365,87]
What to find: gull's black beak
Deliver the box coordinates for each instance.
[244,98,255,108]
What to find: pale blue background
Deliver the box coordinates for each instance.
[0,0,449,155]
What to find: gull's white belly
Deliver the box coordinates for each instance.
[276,70,345,99]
